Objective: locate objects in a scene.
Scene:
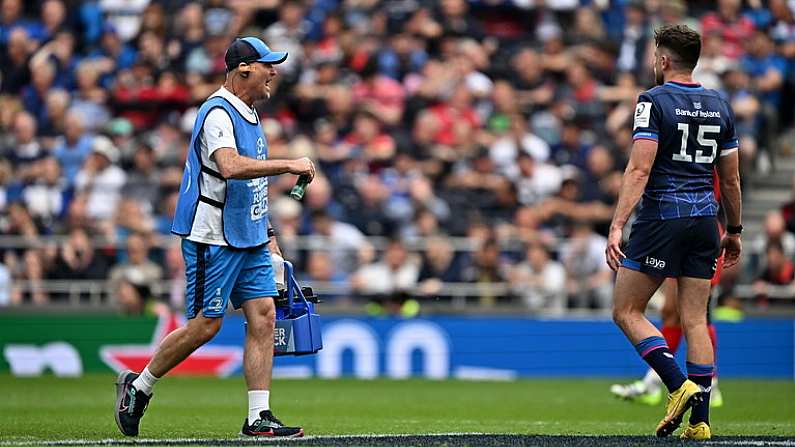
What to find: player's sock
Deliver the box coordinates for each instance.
[131,367,159,396]
[686,362,713,425]
[661,325,683,354]
[248,390,270,424]
[635,336,686,392]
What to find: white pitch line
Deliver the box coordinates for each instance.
[1,434,793,447]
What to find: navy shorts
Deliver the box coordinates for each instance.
[622,217,721,279]
[182,239,278,319]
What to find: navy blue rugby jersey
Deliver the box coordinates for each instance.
[632,81,738,221]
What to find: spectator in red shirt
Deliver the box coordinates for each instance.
[701,0,756,60]
[343,110,396,170]
[753,241,795,306]
[352,56,406,126]
[428,82,480,149]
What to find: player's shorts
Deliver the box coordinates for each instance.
[622,216,721,279]
[182,239,278,319]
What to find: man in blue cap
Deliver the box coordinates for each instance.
[113,37,314,438]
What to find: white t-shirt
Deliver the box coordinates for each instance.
[187,87,260,246]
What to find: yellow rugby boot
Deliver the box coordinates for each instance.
[680,422,711,440]
[655,379,703,437]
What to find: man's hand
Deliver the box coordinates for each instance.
[290,157,315,182]
[268,234,283,258]
[721,234,742,269]
[605,226,626,272]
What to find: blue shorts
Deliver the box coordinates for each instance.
[182,239,278,319]
[622,217,721,279]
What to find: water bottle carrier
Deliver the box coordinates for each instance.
[273,261,323,356]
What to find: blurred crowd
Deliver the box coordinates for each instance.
[0,0,793,314]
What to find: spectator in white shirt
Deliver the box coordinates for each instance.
[74,135,126,222]
[511,243,567,314]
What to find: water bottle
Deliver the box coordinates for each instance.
[290,175,310,200]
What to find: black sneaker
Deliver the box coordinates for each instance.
[114,370,152,436]
[240,410,304,437]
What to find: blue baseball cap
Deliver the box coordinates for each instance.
[224,37,288,71]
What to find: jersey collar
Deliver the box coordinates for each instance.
[665,81,704,91]
[210,87,259,125]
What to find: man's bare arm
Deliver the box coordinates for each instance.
[212,148,314,180]
[717,151,742,227]
[609,139,658,231]
[605,138,658,271]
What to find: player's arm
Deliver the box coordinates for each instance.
[203,109,315,181]
[717,150,742,268]
[606,93,659,271]
[717,101,742,268]
[605,139,658,271]
[213,148,314,181]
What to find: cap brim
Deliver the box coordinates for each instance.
[257,51,288,64]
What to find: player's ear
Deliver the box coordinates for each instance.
[238,62,251,79]
[660,54,670,71]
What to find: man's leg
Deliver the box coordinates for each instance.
[115,239,237,437]
[147,316,223,377]
[611,279,686,403]
[660,279,683,354]
[114,315,222,436]
[241,297,276,419]
[238,297,303,437]
[612,268,687,388]
[613,268,702,437]
[677,276,714,427]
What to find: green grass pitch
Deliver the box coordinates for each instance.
[1,375,793,442]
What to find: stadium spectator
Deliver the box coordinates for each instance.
[352,56,406,126]
[3,202,45,304]
[749,210,795,277]
[417,235,464,299]
[461,238,509,306]
[779,176,795,234]
[122,141,160,214]
[109,232,162,315]
[71,61,111,131]
[302,250,348,301]
[3,111,43,179]
[700,0,756,60]
[20,157,68,231]
[52,111,93,185]
[0,28,35,95]
[351,238,419,298]
[21,56,58,124]
[89,24,137,89]
[45,226,111,300]
[262,0,307,80]
[489,112,551,176]
[39,88,70,139]
[0,1,790,312]
[511,243,566,314]
[74,135,126,221]
[309,209,373,277]
[752,241,795,307]
[559,222,612,310]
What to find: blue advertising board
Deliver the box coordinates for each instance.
[209,316,795,380]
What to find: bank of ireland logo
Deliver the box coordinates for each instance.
[693,102,702,110]
[257,137,265,155]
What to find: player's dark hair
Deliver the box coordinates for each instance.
[654,24,701,71]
